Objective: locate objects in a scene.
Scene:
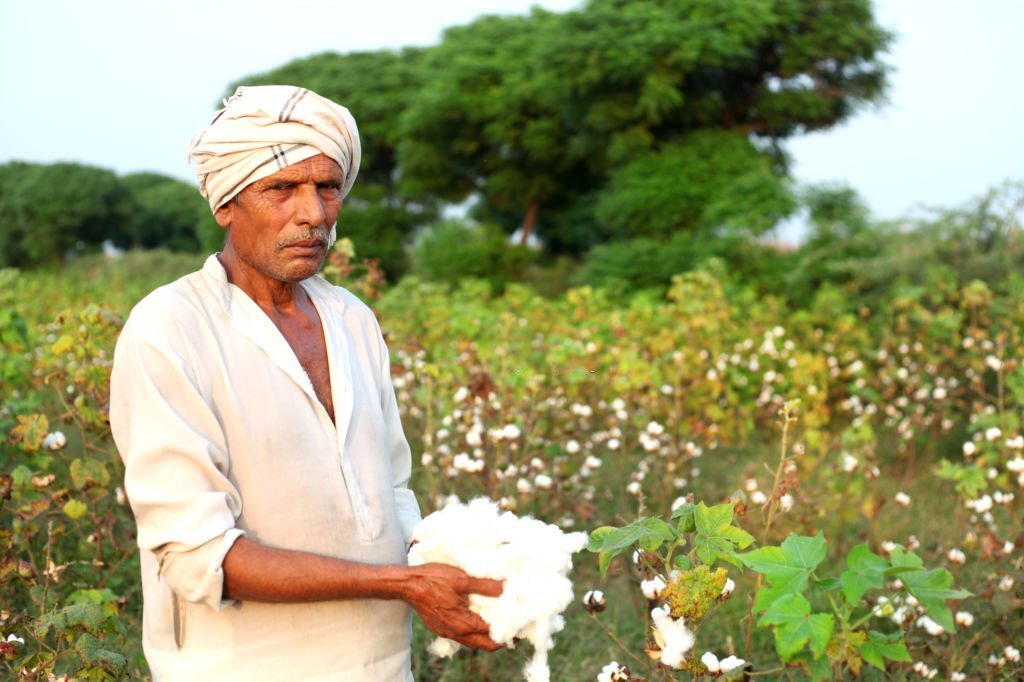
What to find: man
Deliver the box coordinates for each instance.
[110,85,500,681]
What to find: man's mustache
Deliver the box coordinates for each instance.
[277,228,329,249]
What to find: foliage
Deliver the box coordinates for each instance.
[595,131,796,240]
[121,172,217,252]
[409,220,537,292]
[0,162,131,268]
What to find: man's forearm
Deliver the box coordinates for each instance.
[221,536,409,602]
[220,536,504,651]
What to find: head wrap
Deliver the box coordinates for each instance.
[186,85,361,225]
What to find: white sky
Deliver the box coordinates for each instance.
[1,0,1022,235]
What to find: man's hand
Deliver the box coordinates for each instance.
[402,562,504,651]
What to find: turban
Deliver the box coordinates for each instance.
[186,85,361,214]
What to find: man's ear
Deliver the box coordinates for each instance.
[214,203,233,229]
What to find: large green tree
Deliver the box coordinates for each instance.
[398,10,592,246]
[0,162,131,268]
[400,0,890,252]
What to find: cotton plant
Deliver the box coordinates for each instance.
[407,497,587,682]
[584,401,971,680]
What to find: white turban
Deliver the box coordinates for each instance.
[187,85,361,214]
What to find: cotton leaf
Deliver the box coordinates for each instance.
[693,502,753,567]
[887,547,971,632]
[758,593,834,661]
[859,630,911,670]
[839,544,889,605]
[740,532,826,611]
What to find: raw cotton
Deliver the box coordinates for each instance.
[407,497,588,682]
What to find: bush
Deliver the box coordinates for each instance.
[409,220,536,292]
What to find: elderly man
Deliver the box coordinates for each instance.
[110,86,500,681]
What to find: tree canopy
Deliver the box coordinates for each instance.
[0,162,131,268]
[232,0,890,256]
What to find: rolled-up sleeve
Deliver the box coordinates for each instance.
[110,302,244,610]
[377,334,421,546]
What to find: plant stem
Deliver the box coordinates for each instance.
[589,612,644,666]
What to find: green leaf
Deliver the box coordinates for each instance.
[758,593,835,661]
[588,518,676,576]
[63,498,88,520]
[859,630,911,670]
[840,544,889,605]
[75,633,128,673]
[693,502,754,567]
[895,572,971,632]
[740,532,827,611]
[671,502,696,532]
[815,577,841,591]
[11,464,34,488]
[70,457,111,490]
[674,554,693,570]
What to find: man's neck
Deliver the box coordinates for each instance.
[217,251,305,316]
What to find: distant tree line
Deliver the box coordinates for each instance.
[0,162,219,268]
[3,0,897,283]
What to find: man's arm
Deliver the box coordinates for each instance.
[222,537,503,651]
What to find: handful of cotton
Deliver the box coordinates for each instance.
[407,497,588,682]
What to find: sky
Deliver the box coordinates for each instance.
[1,0,1022,240]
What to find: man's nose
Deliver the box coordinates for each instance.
[293,184,327,227]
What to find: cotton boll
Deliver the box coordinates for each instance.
[650,605,694,669]
[408,498,588,682]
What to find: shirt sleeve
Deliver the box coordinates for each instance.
[110,299,244,610]
[377,332,421,546]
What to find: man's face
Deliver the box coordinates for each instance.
[214,154,344,284]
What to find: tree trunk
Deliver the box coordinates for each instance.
[520,200,540,246]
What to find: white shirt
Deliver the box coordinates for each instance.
[110,255,420,681]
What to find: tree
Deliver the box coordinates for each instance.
[400,0,890,252]
[399,10,591,247]
[122,172,216,251]
[0,162,130,268]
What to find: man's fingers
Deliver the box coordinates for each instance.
[468,577,504,597]
[458,633,504,652]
